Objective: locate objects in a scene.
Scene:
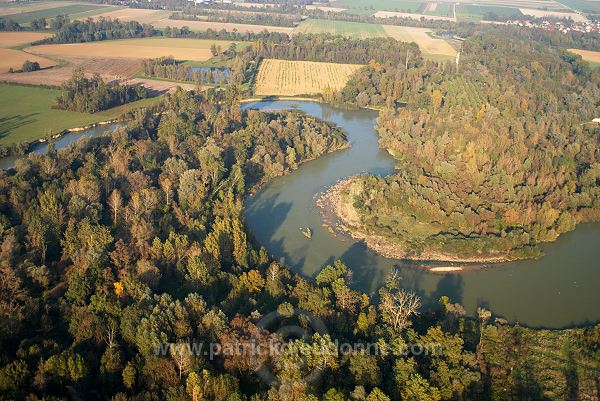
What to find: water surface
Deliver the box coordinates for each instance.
[0,123,120,170]
[244,100,600,328]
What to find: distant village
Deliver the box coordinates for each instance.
[506,18,600,34]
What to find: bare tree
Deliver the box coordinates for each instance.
[379,289,421,333]
[104,319,118,349]
[170,343,192,380]
[107,189,122,226]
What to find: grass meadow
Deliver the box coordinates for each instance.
[331,0,424,14]
[456,4,523,20]
[0,84,160,145]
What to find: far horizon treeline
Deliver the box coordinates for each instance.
[3,5,600,51]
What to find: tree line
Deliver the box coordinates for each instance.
[32,17,159,44]
[240,34,422,66]
[55,68,150,113]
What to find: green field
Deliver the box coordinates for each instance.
[424,3,454,17]
[5,3,111,24]
[559,0,600,13]
[456,4,523,21]
[0,84,160,145]
[293,19,386,38]
[332,0,423,15]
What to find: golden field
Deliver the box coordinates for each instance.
[568,49,600,63]
[25,37,244,61]
[382,25,457,57]
[81,8,171,24]
[0,31,56,72]
[0,31,54,47]
[254,59,363,96]
[0,48,57,72]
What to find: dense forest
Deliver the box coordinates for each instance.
[33,18,158,44]
[55,68,150,113]
[240,34,422,66]
[331,32,600,261]
[1,83,598,401]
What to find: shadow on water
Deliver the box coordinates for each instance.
[245,193,292,248]
[338,242,388,294]
[424,273,465,308]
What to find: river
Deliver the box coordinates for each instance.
[0,123,121,170]
[244,100,600,328]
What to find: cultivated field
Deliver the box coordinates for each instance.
[432,0,566,10]
[293,19,386,38]
[0,48,57,72]
[330,0,424,15]
[0,56,141,87]
[519,8,588,22]
[25,37,246,62]
[306,5,347,12]
[0,31,53,47]
[152,18,294,34]
[456,4,523,20]
[293,19,456,58]
[569,49,600,64]
[81,8,171,24]
[382,25,457,57]
[254,59,363,96]
[0,31,56,73]
[374,10,455,21]
[0,1,75,17]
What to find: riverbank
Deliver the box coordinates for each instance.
[240,96,384,112]
[316,176,515,266]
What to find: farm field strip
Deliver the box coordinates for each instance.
[568,48,600,63]
[24,37,247,62]
[519,7,588,21]
[4,3,114,24]
[0,32,54,47]
[79,8,171,24]
[0,48,57,73]
[292,19,386,38]
[293,19,456,57]
[253,59,363,96]
[0,1,75,17]
[432,0,566,9]
[152,18,294,34]
[0,32,57,73]
[0,56,142,87]
[373,10,455,21]
[382,25,457,57]
[455,4,524,20]
[330,0,424,14]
